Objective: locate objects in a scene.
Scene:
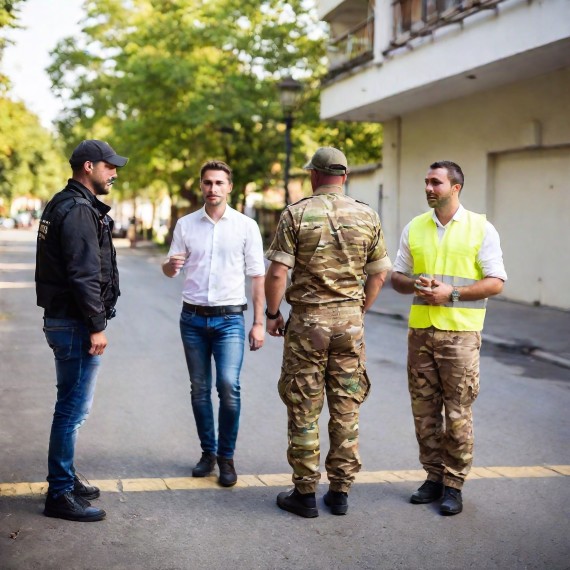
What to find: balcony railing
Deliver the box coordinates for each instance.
[326,16,375,79]
[389,0,505,52]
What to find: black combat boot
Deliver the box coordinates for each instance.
[277,488,318,518]
[192,452,217,477]
[410,480,444,504]
[323,489,348,515]
[440,486,463,515]
[44,491,106,522]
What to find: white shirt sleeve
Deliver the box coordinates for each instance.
[392,222,413,275]
[478,221,508,280]
[166,219,188,259]
[243,218,265,277]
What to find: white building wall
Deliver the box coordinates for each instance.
[321,0,570,122]
[345,167,382,210]
[385,66,570,308]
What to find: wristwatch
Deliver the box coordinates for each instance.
[450,287,461,303]
[265,308,281,320]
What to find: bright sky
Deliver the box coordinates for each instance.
[2,0,84,130]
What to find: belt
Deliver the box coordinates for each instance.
[183,302,247,316]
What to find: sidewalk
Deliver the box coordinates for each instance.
[369,280,570,369]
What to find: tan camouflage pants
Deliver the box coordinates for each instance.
[278,304,370,494]
[407,327,481,490]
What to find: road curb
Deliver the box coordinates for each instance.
[369,308,570,370]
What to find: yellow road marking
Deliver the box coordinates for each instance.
[0,282,34,288]
[0,466,567,496]
[0,263,35,270]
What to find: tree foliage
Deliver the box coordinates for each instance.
[0,0,68,209]
[48,0,383,210]
[0,97,67,204]
[0,0,25,89]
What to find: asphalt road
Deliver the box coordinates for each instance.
[1,229,569,570]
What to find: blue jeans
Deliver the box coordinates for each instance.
[43,318,101,497]
[180,311,245,458]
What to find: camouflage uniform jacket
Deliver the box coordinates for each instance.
[265,189,392,306]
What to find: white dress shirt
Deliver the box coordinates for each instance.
[167,205,265,306]
[392,205,507,280]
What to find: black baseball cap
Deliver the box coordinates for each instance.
[69,140,129,168]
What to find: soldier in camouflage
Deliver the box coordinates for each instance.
[391,160,507,515]
[265,147,392,518]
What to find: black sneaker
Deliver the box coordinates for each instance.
[217,456,237,487]
[323,489,348,515]
[410,480,444,504]
[73,473,100,500]
[44,491,106,522]
[440,486,463,515]
[277,488,318,518]
[192,452,217,477]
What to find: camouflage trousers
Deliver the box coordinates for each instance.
[278,304,370,494]
[407,327,481,490]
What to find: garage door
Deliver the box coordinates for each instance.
[492,147,570,309]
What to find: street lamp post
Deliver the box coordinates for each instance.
[278,76,302,206]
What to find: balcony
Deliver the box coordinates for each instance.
[319,0,570,122]
[390,0,504,52]
[326,16,375,80]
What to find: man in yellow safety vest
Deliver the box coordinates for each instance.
[391,160,507,515]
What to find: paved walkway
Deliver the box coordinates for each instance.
[369,281,570,369]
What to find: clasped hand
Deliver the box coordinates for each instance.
[414,276,453,306]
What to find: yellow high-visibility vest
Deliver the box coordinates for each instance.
[408,210,487,331]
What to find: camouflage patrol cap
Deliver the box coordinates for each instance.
[303,147,348,176]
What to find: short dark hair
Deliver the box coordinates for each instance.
[200,160,232,182]
[71,160,101,174]
[430,160,464,190]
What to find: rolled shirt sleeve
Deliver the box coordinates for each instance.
[265,209,297,268]
[364,212,392,274]
[479,221,508,281]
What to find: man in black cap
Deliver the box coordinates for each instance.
[36,139,128,521]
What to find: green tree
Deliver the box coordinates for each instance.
[0,97,67,206]
[48,0,382,216]
[0,0,68,211]
[0,0,24,89]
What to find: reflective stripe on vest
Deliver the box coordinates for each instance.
[412,275,487,309]
[408,210,487,331]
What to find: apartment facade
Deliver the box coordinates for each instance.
[318,0,570,309]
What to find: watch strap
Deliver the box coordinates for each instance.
[265,308,281,320]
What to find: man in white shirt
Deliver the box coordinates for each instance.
[391,160,507,515]
[162,160,265,487]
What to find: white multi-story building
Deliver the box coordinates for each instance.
[318,0,570,309]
